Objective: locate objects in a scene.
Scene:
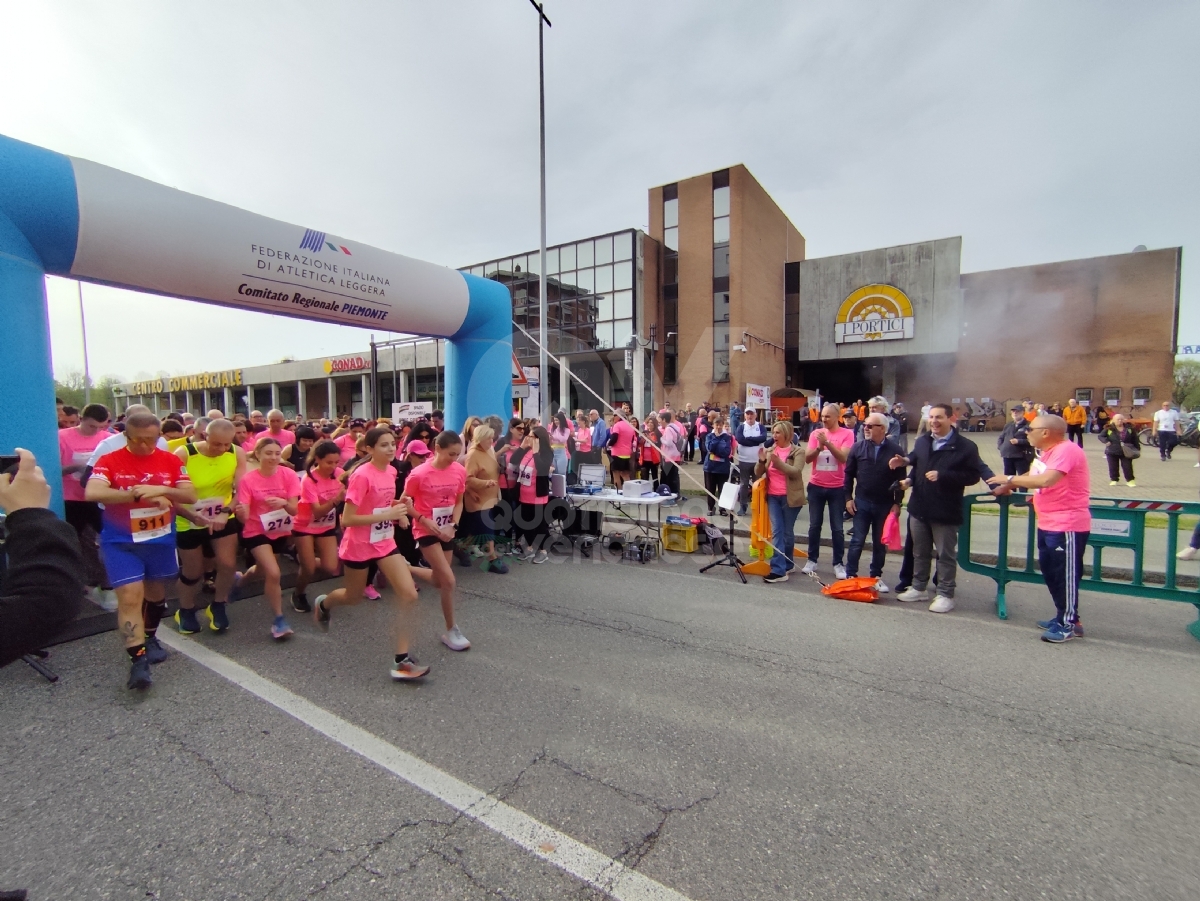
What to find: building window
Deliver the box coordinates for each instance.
[1074,388,1093,407]
[663,187,679,386]
[1133,387,1152,407]
[712,172,731,382]
[1104,387,1122,405]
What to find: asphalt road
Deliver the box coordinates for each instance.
[3,544,1199,900]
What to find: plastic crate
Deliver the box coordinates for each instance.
[662,523,698,553]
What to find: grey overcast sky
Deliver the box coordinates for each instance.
[2,1,1196,383]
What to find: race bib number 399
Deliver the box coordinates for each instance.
[371,507,395,544]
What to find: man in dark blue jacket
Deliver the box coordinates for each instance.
[889,404,999,614]
[844,414,904,590]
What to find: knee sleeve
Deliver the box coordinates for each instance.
[179,573,202,586]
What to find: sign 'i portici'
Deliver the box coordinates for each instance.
[834,284,916,344]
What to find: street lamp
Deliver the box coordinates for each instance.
[528,0,551,421]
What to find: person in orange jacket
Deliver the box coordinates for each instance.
[1063,399,1088,447]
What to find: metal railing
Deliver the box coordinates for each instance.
[958,493,1200,641]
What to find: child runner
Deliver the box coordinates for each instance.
[291,439,344,613]
[405,430,471,649]
[313,428,428,681]
[234,437,301,640]
[173,419,245,634]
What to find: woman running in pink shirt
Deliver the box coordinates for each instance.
[313,428,427,681]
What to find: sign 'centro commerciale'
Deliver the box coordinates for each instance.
[834,284,915,344]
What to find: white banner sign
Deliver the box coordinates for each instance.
[746,384,771,410]
[68,158,471,338]
[392,402,433,420]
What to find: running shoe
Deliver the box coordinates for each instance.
[292,591,311,613]
[207,602,230,633]
[896,588,929,602]
[532,550,549,564]
[453,546,472,567]
[487,559,510,575]
[801,560,817,575]
[313,595,331,631]
[271,616,294,640]
[1177,547,1200,560]
[441,626,471,651]
[91,587,119,612]
[928,595,955,614]
[1127,481,1137,488]
[1036,618,1085,637]
[390,656,430,681]
[363,585,382,600]
[874,579,890,594]
[127,656,152,691]
[175,608,202,635]
[833,564,848,580]
[1041,622,1076,643]
[144,635,169,664]
[763,572,788,584]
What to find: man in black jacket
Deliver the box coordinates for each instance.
[0,450,84,668]
[844,414,904,590]
[889,404,999,614]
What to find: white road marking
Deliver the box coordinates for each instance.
[156,630,694,901]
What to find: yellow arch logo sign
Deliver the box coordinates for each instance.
[834,284,915,344]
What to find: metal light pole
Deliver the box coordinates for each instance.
[529,0,551,422]
[77,280,92,403]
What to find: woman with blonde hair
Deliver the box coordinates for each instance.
[754,420,806,584]
[460,424,508,573]
[460,416,482,447]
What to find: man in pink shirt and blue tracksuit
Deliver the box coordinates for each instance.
[988,414,1091,642]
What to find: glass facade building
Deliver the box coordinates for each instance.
[460,228,651,414]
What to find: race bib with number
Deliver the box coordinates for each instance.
[371,506,395,544]
[72,451,91,481]
[311,507,337,529]
[130,506,172,543]
[432,506,455,530]
[259,508,294,535]
[816,450,838,472]
[518,465,533,487]
[194,496,230,529]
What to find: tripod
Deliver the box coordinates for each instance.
[699,508,747,584]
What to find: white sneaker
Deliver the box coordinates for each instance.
[1177,546,1200,560]
[94,588,119,612]
[874,579,889,594]
[801,560,817,575]
[532,550,549,564]
[441,626,471,651]
[833,564,848,580]
[929,595,956,613]
[896,588,929,602]
[1108,480,1118,487]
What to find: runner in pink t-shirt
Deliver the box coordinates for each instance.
[291,439,345,613]
[406,431,470,653]
[233,438,301,639]
[312,427,428,681]
[59,420,109,502]
[608,416,638,489]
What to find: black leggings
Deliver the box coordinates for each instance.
[640,461,659,484]
[516,501,550,548]
[704,471,728,515]
[1106,454,1134,483]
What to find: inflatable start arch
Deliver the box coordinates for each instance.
[0,134,512,509]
